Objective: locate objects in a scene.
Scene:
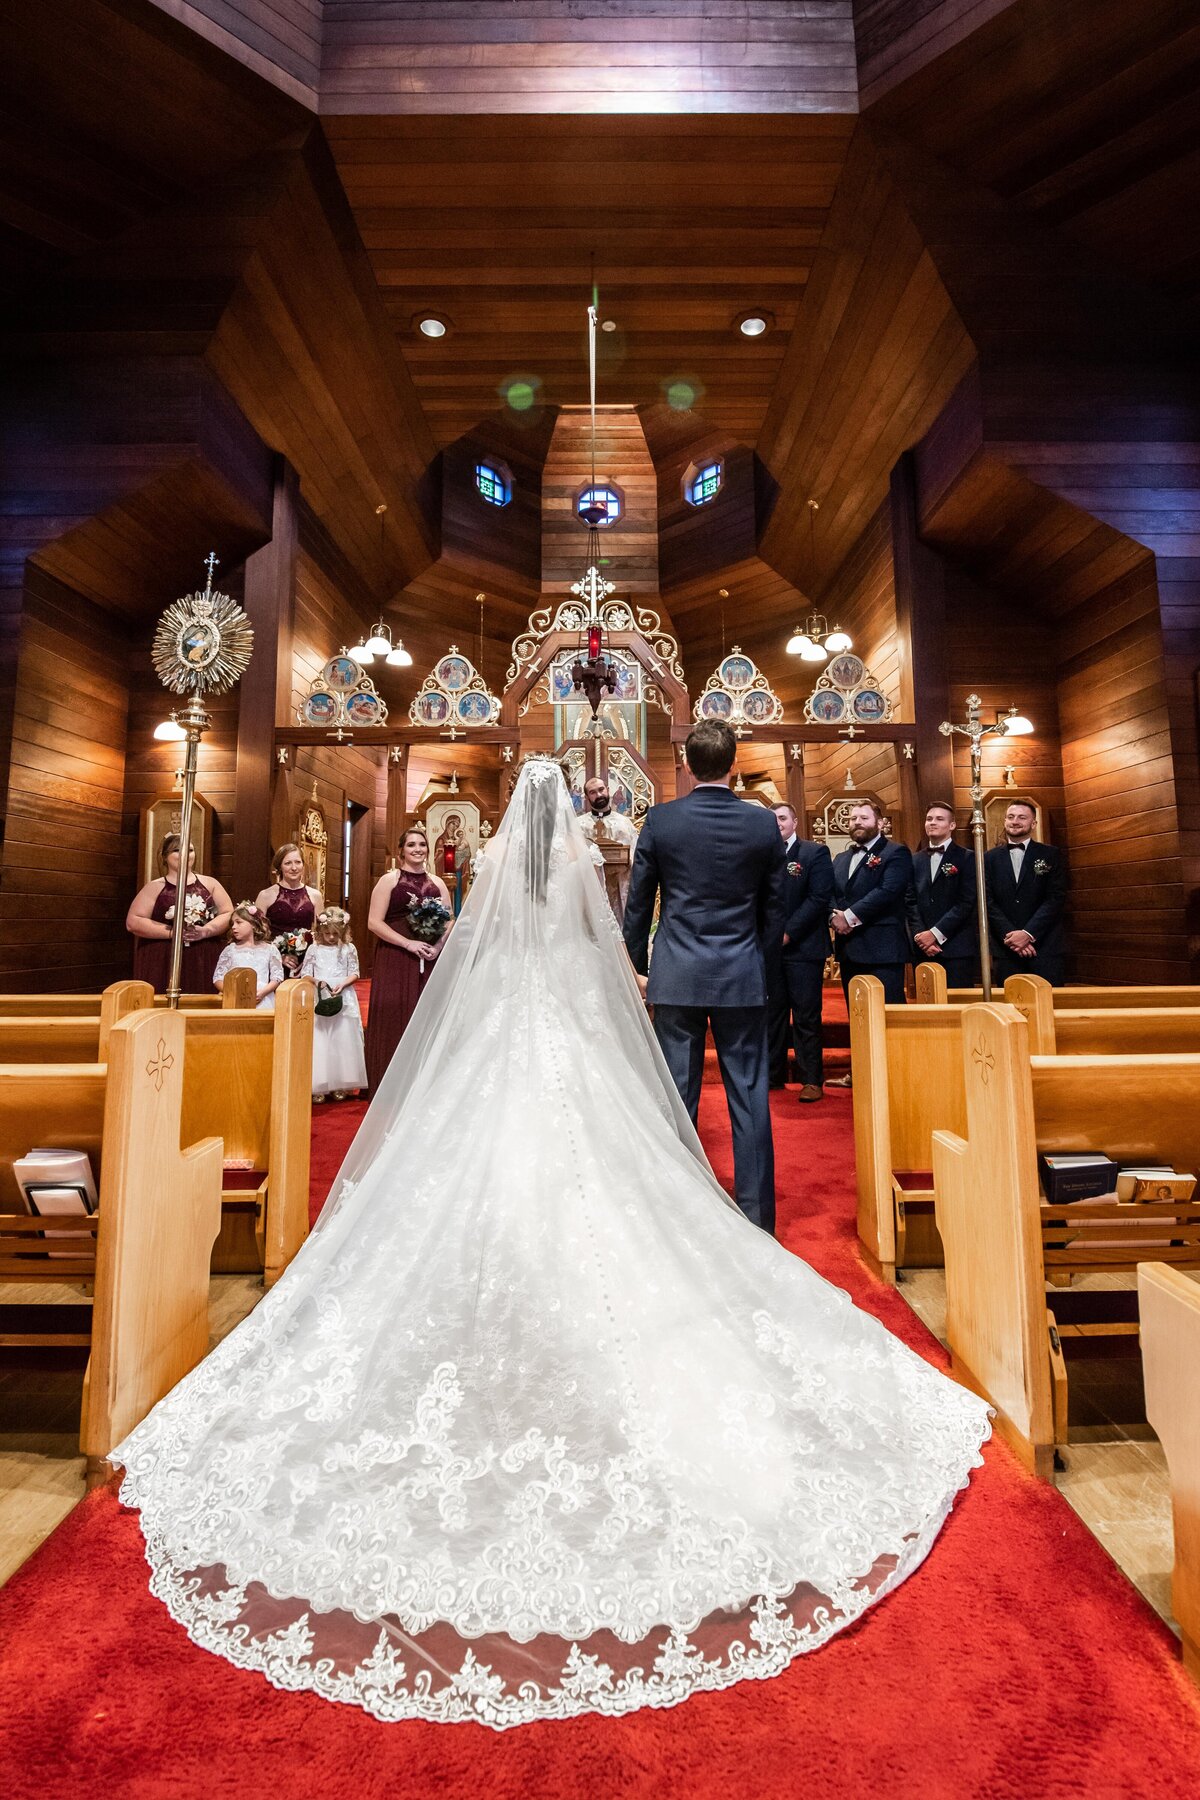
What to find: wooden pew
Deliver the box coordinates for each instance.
[915,963,1200,1011]
[0,977,311,1287]
[848,974,969,1283]
[180,979,314,1288]
[0,970,260,1064]
[1004,974,1200,1055]
[1140,1263,1200,1684]
[0,1008,222,1481]
[856,972,1200,1283]
[932,1002,1200,1479]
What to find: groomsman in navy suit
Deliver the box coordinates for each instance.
[829,799,912,1007]
[907,801,978,989]
[767,803,833,1102]
[985,799,1069,986]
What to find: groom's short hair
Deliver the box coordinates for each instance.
[685,720,737,782]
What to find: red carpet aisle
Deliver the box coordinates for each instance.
[2,1058,1200,1794]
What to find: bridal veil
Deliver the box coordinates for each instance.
[112,758,990,1728]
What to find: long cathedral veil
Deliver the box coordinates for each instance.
[112,755,989,1730]
[321,754,729,1226]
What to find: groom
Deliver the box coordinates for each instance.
[623,720,786,1233]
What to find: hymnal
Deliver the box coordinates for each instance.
[1038,1152,1119,1206]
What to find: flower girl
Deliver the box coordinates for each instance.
[300,906,367,1100]
[212,903,284,1010]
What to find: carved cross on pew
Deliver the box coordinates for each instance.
[146,1038,175,1092]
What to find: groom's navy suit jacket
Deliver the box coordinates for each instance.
[623,786,786,1007]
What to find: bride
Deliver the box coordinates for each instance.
[112,758,990,1729]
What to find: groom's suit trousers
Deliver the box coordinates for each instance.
[652,1004,775,1235]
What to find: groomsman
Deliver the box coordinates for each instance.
[907,801,978,989]
[985,799,1069,986]
[767,803,833,1103]
[830,800,912,1006]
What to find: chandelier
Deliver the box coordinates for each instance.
[570,297,618,717]
[784,497,853,662]
[348,503,414,666]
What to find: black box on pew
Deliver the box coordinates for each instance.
[1038,1152,1120,1206]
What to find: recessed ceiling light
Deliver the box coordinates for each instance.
[418,316,447,338]
[737,314,770,338]
[601,319,617,332]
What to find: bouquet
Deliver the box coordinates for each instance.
[166,891,215,936]
[407,896,452,945]
[274,928,313,968]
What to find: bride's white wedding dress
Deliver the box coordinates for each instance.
[113,760,990,1729]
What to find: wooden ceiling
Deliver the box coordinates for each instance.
[871,0,1200,295]
[322,115,854,451]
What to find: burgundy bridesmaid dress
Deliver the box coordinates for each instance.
[132,878,223,995]
[266,884,316,975]
[364,870,440,1095]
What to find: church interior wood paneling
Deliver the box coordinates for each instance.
[0,0,1198,994]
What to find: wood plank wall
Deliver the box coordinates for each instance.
[0,569,132,989]
[799,506,904,828]
[320,1,859,114]
[1056,561,1188,984]
[148,0,323,102]
[542,407,659,602]
[758,123,975,601]
[942,559,1064,840]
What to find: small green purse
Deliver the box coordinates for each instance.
[314,982,343,1018]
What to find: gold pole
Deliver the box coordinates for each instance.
[164,692,211,1010]
[940,692,1016,1003]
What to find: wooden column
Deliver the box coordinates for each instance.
[385,745,409,863]
[891,452,955,805]
[233,458,298,900]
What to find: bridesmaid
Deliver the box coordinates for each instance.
[363,826,452,1095]
[255,843,323,978]
[126,835,233,994]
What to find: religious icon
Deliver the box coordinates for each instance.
[324,656,362,692]
[808,689,847,724]
[415,691,451,725]
[827,653,866,691]
[180,620,220,669]
[697,689,734,719]
[718,653,755,691]
[851,687,888,722]
[437,654,472,691]
[457,691,492,724]
[302,692,338,727]
[346,691,383,725]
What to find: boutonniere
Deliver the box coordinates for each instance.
[867,853,883,869]
[1034,857,1051,875]
[941,861,959,877]
[786,860,803,877]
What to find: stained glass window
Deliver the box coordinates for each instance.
[686,461,722,506]
[577,484,622,527]
[475,462,511,507]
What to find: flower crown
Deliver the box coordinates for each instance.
[235,902,263,918]
[317,907,350,927]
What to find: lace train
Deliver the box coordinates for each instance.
[113,762,990,1727]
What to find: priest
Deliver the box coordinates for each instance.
[579,773,638,918]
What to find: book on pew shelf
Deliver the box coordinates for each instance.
[1115,1168,1196,1203]
[14,1149,97,1216]
[13,1149,97,1258]
[1038,1152,1120,1206]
